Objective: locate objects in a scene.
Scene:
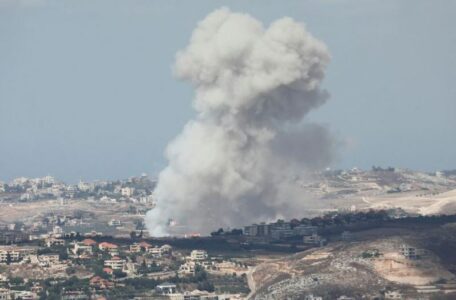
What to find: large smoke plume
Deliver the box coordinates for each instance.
[145,8,335,236]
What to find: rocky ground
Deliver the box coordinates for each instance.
[248,225,456,299]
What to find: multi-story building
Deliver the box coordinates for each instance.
[270,221,293,240]
[244,223,271,237]
[148,247,163,257]
[0,288,11,300]
[155,282,177,295]
[271,228,294,240]
[179,261,196,275]
[38,254,60,266]
[121,187,134,197]
[399,244,424,259]
[10,291,37,300]
[45,237,65,248]
[189,250,208,261]
[0,247,22,263]
[104,257,126,270]
[130,243,141,253]
[73,242,93,256]
[293,225,318,236]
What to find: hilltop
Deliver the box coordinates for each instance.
[299,168,456,216]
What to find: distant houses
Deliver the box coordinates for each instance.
[399,244,425,260]
[244,221,318,239]
[72,240,94,257]
[243,220,324,245]
[0,246,37,264]
[37,254,59,267]
[303,233,327,246]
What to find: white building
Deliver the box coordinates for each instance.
[148,247,162,257]
[45,237,65,248]
[104,258,126,270]
[77,181,93,192]
[52,225,63,236]
[42,176,55,185]
[385,290,403,299]
[189,250,208,261]
[179,261,196,275]
[38,254,60,266]
[121,187,134,197]
[0,248,21,263]
[0,288,11,300]
[12,177,28,186]
[11,291,37,300]
[98,242,119,256]
[148,245,172,257]
[155,282,177,295]
[108,219,122,227]
[139,195,154,204]
[72,243,93,256]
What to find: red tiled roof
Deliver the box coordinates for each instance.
[99,242,118,249]
[139,241,152,248]
[82,239,97,246]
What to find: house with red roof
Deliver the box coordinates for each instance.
[82,238,97,246]
[90,276,114,290]
[103,267,114,275]
[98,242,119,256]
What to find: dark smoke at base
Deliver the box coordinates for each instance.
[145,8,337,236]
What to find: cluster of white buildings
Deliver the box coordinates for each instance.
[0,288,38,300]
[178,250,247,277]
[155,283,243,300]
[1,174,156,204]
[0,246,37,263]
[129,241,173,257]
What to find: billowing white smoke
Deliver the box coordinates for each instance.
[145,8,335,236]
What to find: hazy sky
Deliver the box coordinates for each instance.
[1,0,455,182]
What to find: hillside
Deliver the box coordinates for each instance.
[300,168,456,216]
[248,223,456,299]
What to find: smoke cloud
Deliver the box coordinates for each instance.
[145,8,335,236]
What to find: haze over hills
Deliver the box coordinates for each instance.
[298,167,456,217]
[2,1,455,299]
[1,167,456,232]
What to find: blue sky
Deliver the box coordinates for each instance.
[1,0,455,182]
